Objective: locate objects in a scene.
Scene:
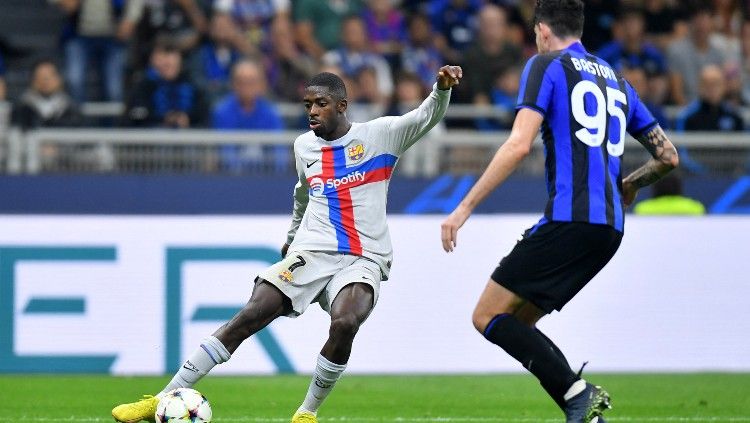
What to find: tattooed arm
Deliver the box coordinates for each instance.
[622,125,679,206]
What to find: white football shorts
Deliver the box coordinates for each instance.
[255,250,382,317]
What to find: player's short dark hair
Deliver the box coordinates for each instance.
[305,72,347,100]
[534,0,584,39]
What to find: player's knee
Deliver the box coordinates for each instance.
[471,306,493,334]
[329,314,361,341]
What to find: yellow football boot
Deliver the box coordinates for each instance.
[111,394,160,423]
[291,411,318,423]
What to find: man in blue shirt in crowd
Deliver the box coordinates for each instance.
[597,7,667,78]
[125,38,208,128]
[676,65,745,132]
[441,1,679,421]
[213,59,285,172]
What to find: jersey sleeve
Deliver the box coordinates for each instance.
[286,139,310,244]
[516,54,555,115]
[380,83,451,155]
[624,81,658,137]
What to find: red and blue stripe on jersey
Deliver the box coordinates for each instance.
[308,145,397,255]
[517,42,658,232]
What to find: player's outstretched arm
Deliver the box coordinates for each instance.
[622,125,679,206]
[440,108,543,252]
[385,65,462,153]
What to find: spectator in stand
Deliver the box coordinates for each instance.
[191,14,244,101]
[675,65,744,131]
[267,16,316,102]
[490,66,520,111]
[712,0,743,103]
[213,60,283,130]
[463,4,522,106]
[429,0,481,63]
[212,59,285,172]
[598,8,667,80]
[714,0,744,44]
[361,0,405,67]
[212,0,290,57]
[400,13,442,92]
[643,0,688,49]
[322,16,393,99]
[598,7,669,105]
[581,0,620,52]
[12,60,81,130]
[741,20,750,105]
[352,66,388,119]
[125,38,208,128]
[388,71,444,177]
[474,65,520,130]
[52,0,145,103]
[293,0,364,60]
[667,3,725,105]
[129,0,208,74]
[622,66,670,129]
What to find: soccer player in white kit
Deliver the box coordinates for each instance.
[111,66,462,423]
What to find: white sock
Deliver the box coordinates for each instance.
[159,336,231,397]
[298,354,347,414]
[563,379,588,402]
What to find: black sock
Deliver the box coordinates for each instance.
[535,328,574,409]
[536,328,571,369]
[483,314,578,408]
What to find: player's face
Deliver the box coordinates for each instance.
[303,87,345,138]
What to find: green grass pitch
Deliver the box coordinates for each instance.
[1,374,749,422]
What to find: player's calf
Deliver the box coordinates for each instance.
[215,280,290,352]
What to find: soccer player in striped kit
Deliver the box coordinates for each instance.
[112,65,462,423]
[441,1,678,422]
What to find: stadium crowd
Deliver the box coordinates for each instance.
[0,0,748,133]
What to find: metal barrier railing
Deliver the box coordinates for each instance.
[79,101,750,123]
[6,128,750,176]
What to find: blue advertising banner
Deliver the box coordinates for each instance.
[1,174,748,214]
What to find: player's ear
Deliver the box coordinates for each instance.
[337,98,348,114]
[538,22,552,39]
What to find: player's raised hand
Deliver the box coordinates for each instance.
[441,205,471,253]
[437,65,463,90]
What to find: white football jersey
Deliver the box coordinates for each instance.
[286,85,452,279]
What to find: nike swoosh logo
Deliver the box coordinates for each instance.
[306,159,319,168]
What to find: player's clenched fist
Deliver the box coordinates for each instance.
[436,65,463,90]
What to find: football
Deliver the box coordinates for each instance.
[155,388,212,423]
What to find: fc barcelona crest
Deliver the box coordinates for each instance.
[278,269,293,283]
[348,144,365,162]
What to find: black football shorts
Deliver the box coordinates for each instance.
[491,221,623,314]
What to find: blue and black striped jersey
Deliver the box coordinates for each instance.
[518,42,657,232]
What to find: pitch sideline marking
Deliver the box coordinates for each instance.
[18,417,750,422]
